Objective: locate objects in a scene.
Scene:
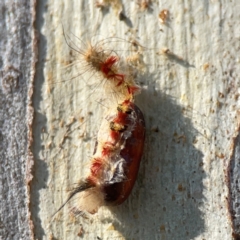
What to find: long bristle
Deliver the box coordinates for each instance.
[80,40,140,101]
[52,34,145,217]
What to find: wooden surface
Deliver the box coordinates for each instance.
[0,0,36,239]
[32,0,240,239]
[228,128,240,239]
[1,0,240,239]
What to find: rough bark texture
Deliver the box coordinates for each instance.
[228,128,240,240]
[31,0,240,239]
[1,0,240,240]
[0,0,36,239]
[31,0,240,240]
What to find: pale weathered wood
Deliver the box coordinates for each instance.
[0,0,36,239]
[228,128,240,239]
[31,0,240,239]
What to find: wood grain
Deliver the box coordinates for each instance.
[1,0,238,239]
[32,1,240,239]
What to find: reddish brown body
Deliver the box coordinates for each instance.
[87,101,145,205]
[103,104,145,205]
[54,101,145,216]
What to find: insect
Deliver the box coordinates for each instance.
[49,33,146,218]
[49,30,142,104]
[54,98,145,215]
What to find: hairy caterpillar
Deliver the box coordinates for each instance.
[55,99,145,215]
[59,31,142,100]
[50,33,146,217]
